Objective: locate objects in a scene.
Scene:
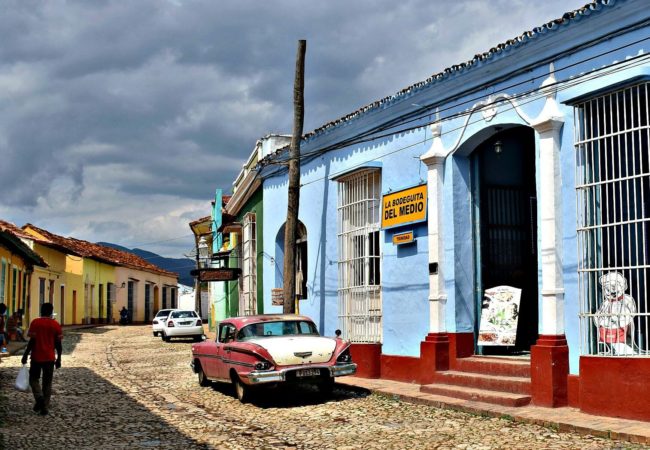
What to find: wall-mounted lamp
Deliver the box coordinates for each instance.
[198,236,210,268]
[494,140,503,156]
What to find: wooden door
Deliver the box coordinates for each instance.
[60,286,65,325]
[72,290,77,325]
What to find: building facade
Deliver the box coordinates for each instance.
[256,0,650,421]
[0,221,46,322]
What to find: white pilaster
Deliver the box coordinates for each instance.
[421,121,447,334]
[531,64,565,336]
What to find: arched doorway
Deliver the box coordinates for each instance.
[471,126,538,354]
[275,221,308,300]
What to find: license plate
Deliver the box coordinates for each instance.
[180,321,192,325]
[296,368,320,378]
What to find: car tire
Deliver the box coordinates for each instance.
[193,335,202,342]
[318,377,335,395]
[153,331,158,337]
[197,363,211,387]
[162,333,170,342]
[233,375,252,403]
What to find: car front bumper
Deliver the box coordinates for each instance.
[246,363,357,385]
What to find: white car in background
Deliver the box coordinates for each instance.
[152,309,176,337]
[161,310,204,342]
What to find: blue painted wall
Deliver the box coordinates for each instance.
[259,0,649,372]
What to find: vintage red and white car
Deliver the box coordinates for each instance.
[190,314,356,402]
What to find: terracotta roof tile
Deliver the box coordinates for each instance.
[23,224,177,278]
[0,220,47,267]
[0,220,35,240]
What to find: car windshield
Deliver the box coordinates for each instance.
[237,320,319,341]
[155,310,172,317]
[170,310,197,319]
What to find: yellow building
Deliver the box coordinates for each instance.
[22,224,178,325]
[0,221,46,321]
[22,225,117,325]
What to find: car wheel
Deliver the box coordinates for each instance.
[318,377,335,395]
[162,333,170,342]
[197,363,211,387]
[233,375,252,403]
[193,335,202,342]
[153,331,158,337]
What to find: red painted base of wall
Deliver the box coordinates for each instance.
[567,374,580,408]
[381,355,423,383]
[530,335,569,407]
[580,356,650,422]
[349,343,381,378]
[448,332,474,368]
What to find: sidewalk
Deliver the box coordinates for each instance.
[337,376,650,446]
[0,323,98,360]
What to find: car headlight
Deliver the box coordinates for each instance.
[337,349,352,363]
[254,361,272,371]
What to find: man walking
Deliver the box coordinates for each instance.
[21,303,63,415]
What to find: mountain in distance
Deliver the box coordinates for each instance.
[97,242,195,286]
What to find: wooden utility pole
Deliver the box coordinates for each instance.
[283,39,306,314]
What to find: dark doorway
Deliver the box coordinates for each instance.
[472,126,538,354]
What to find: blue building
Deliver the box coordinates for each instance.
[257,0,650,421]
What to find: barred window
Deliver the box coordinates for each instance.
[337,169,382,343]
[575,82,650,357]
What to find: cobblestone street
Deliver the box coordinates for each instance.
[0,326,646,449]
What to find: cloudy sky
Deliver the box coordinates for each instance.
[0,0,588,257]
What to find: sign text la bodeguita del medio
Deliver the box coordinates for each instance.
[381,184,427,229]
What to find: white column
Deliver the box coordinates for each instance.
[531,65,565,336]
[421,122,447,334]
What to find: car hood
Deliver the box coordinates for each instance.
[247,336,336,365]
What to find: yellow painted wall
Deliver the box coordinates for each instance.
[28,243,67,325]
[0,246,30,318]
[81,259,115,324]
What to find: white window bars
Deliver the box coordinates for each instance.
[574,82,650,357]
[240,213,257,316]
[337,169,382,343]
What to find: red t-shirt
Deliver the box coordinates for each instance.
[28,318,63,362]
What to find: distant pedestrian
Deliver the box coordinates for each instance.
[119,306,129,325]
[0,303,8,353]
[7,309,27,342]
[21,303,63,416]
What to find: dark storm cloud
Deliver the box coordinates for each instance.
[0,0,587,255]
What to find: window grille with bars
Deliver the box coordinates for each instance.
[240,213,257,316]
[574,81,650,357]
[337,169,382,343]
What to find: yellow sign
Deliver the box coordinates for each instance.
[392,231,414,245]
[382,184,427,229]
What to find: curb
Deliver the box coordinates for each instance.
[337,378,650,446]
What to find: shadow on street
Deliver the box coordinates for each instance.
[207,380,371,409]
[0,365,209,449]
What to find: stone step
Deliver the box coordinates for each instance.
[454,356,531,378]
[420,383,532,407]
[431,370,531,395]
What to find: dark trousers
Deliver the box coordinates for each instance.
[29,361,55,408]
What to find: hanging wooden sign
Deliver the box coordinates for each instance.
[190,268,241,282]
